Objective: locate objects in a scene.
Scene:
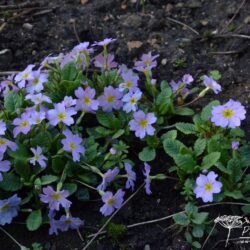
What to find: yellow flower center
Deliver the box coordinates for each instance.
[64,219,72,224]
[33,78,39,85]
[0,139,7,145]
[83,96,91,105]
[51,193,61,201]
[35,155,40,160]
[129,97,137,105]
[204,182,213,192]
[143,60,151,66]
[107,197,115,206]
[36,119,41,124]
[222,108,234,119]
[23,72,29,79]
[57,112,66,120]
[0,204,9,212]
[106,95,115,103]
[35,97,41,102]
[125,81,133,89]
[20,120,29,128]
[139,119,148,128]
[69,142,76,150]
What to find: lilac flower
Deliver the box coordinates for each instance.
[0,120,6,135]
[40,186,72,211]
[93,38,116,47]
[30,146,48,168]
[48,103,76,126]
[134,52,159,72]
[203,75,221,94]
[97,167,119,191]
[0,137,17,158]
[182,74,194,85]
[125,163,136,191]
[98,86,123,112]
[48,210,60,235]
[129,110,157,139]
[143,163,152,195]
[61,130,85,162]
[194,171,222,203]
[109,147,117,155]
[119,71,139,92]
[0,160,11,181]
[170,80,189,96]
[62,96,76,108]
[30,111,46,125]
[25,93,52,105]
[117,64,130,75]
[60,51,76,68]
[13,113,33,138]
[100,189,125,216]
[94,54,118,70]
[15,64,35,88]
[231,141,240,150]
[26,70,48,93]
[211,99,246,128]
[0,74,19,95]
[57,215,84,232]
[40,54,64,69]
[75,87,99,112]
[72,42,93,54]
[122,89,142,113]
[0,194,21,225]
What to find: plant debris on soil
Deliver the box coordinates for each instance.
[0,0,250,249]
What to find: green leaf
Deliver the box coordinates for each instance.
[192,212,208,224]
[139,147,156,162]
[62,62,78,81]
[194,138,206,157]
[32,131,52,151]
[40,175,58,185]
[156,83,173,115]
[0,173,23,191]
[26,209,42,231]
[201,152,221,170]
[52,157,65,173]
[63,183,77,195]
[227,158,242,182]
[174,107,194,116]
[209,70,221,81]
[242,205,250,214]
[224,190,244,199]
[173,213,190,226]
[4,91,23,112]
[160,130,177,140]
[163,139,186,158]
[176,122,196,135]
[174,154,196,173]
[112,129,125,139]
[76,188,90,201]
[192,241,202,249]
[201,100,220,121]
[192,225,204,238]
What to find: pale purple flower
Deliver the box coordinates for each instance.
[94,54,118,70]
[231,141,240,150]
[25,93,52,105]
[109,147,117,155]
[129,110,157,139]
[0,137,17,158]
[30,146,48,168]
[0,194,21,225]
[151,78,157,85]
[62,96,76,108]
[61,129,85,162]
[100,189,125,216]
[30,111,46,125]
[93,38,116,47]
[203,75,221,94]
[97,167,119,191]
[57,215,84,232]
[117,64,130,75]
[15,64,35,88]
[48,210,60,235]
[211,99,246,128]
[143,163,152,195]
[40,54,64,69]
[75,87,99,112]
[26,70,48,93]
[119,71,139,92]
[194,171,222,203]
[170,80,189,96]
[182,74,194,85]
[98,86,123,112]
[0,160,11,181]
[73,42,93,54]
[60,51,75,68]
[125,163,136,191]
[0,74,19,95]
[48,103,76,126]
[40,186,72,211]
[13,112,33,138]
[0,120,6,135]
[134,52,159,72]
[122,89,142,113]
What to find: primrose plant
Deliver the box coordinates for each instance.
[0,38,249,249]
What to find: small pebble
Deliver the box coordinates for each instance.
[23,23,33,30]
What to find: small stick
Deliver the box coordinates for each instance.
[166,17,200,36]
[72,20,81,44]
[220,0,246,34]
[75,179,97,191]
[201,221,217,249]
[215,33,250,40]
[32,9,53,17]
[0,71,18,76]
[0,227,24,248]
[0,2,39,10]
[82,183,144,250]
[208,50,241,55]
